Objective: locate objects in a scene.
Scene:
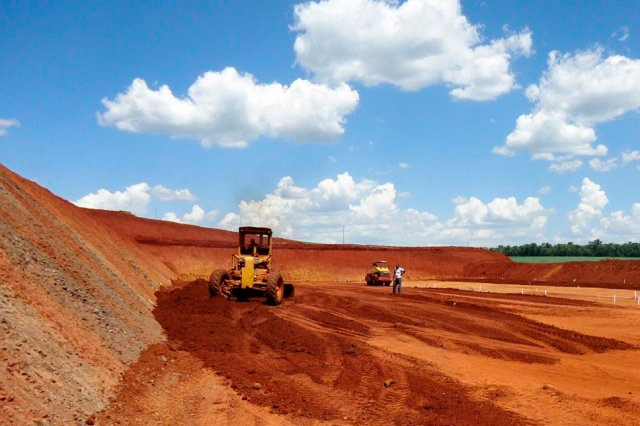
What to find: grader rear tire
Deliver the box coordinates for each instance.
[209,269,229,297]
[266,272,284,305]
[284,283,295,298]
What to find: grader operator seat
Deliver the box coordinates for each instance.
[239,227,272,258]
[243,238,258,255]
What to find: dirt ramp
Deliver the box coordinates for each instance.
[150,279,530,425]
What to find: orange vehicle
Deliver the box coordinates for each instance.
[365,260,392,286]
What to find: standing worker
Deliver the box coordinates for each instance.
[393,264,406,294]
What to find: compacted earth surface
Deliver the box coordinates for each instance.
[96,281,640,426]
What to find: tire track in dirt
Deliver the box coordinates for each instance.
[310,287,634,362]
[99,279,640,425]
[152,279,531,425]
[141,279,638,425]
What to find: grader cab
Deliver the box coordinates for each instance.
[208,226,294,305]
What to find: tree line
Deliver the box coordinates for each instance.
[491,240,640,257]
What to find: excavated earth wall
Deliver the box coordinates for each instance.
[0,166,170,423]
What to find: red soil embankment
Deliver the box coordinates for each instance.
[86,206,509,282]
[463,259,640,289]
[84,205,640,288]
[0,165,174,423]
[274,246,505,281]
[96,209,640,288]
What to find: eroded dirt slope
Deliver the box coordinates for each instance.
[0,166,173,423]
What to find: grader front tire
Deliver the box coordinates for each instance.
[266,272,284,305]
[209,269,229,297]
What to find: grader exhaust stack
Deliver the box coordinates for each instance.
[208,226,294,305]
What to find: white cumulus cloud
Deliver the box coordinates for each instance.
[496,110,601,158]
[162,212,182,223]
[548,159,583,174]
[449,196,547,227]
[75,183,152,216]
[150,185,196,201]
[568,177,608,235]
[0,118,20,136]
[163,204,217,224]
[293,0,532,100]
[622,150,640,164]
[565,180,640,242]
[184,205,205,223]
[98,67,359,148]
[218,172,549,245]
[497,48,640,168]
[589,157,618,172]
[596,203,640,242]
[75,183,197,216]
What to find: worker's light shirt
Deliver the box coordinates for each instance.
[395,267,405,279]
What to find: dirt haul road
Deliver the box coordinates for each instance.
[96,280,640,426]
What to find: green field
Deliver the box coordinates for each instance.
[509,256,640,263]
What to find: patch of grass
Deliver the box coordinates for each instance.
[510,256,640,263]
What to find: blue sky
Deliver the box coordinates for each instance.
[1,0,639,245]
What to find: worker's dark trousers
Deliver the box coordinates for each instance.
[393,278,402,294]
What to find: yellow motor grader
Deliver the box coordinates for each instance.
[208,226,294,305]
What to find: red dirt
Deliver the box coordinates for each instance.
[149,279,535,425]
[463,260,640,289]
[98,280,637,425]
[2,162,640,425]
